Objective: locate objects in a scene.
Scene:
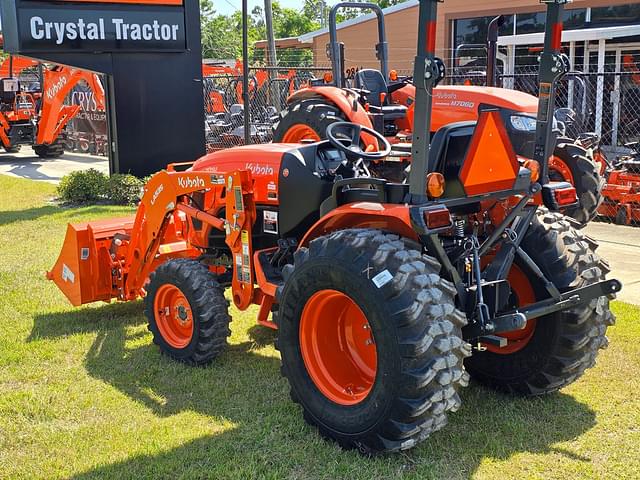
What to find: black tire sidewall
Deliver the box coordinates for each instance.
[279,258,401,437]
[146,267,205,361]
[273,100,344,142]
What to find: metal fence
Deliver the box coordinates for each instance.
[203,65,330,151]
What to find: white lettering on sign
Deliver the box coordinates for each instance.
[29,16,180,45]
[177,177,205,190]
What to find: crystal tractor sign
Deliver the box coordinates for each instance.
[0,0,205,175]
[28,16,182,46]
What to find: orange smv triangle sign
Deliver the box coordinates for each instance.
[459,110,519,196]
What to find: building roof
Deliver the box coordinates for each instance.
[498,24,640,46]
[254,36,313,50]
[297,0,418,43]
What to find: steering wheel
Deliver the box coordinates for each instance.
[325,122,391,161]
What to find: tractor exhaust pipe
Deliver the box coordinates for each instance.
[486,15,505,88]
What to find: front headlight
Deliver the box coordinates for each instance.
[510,115,537,132]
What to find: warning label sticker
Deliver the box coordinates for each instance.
[263,210,278,235]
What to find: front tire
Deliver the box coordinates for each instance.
[277,229,471,453]
[465,211,615,395]
[144,259,231,365]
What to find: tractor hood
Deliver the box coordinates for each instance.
[392,84,539,132]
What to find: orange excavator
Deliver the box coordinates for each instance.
[0,54,105,158]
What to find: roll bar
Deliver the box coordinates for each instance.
[533,0,570,184]
[328,2,388,88]
[408,0,442,200]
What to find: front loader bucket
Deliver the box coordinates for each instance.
[47,216,135,306]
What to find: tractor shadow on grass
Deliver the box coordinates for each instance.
[0,205,60,227]
[0,204,133,227]
[31,305,597,479]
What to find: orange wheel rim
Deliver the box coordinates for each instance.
[549,155,575,185]
[281,124,321,143]
[485,263,537,354]
[154,284,194,348]
[299,290,377,405]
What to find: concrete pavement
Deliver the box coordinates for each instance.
[0,146,108,183]
[584,222,640,305]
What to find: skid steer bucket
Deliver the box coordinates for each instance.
[47,216,135,306]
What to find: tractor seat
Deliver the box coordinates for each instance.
[355,69,388,107]
[354,69,407,120]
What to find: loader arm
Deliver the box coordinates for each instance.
[36,67,105,145]
[121,170,256,302]
[121,171,224,300]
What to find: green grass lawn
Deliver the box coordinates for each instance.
[0,173,638,480]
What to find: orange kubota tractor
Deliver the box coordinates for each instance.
[0,54,105,158]
[272,2,603,227]
[48,0,619,454]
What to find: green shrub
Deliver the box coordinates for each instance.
[106,173,144,205]
[57,168,108,204]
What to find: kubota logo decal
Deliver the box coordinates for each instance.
[46,76,67,101]
[245,163,274,176]
[178,177,205,189]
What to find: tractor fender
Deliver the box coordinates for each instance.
[299,203,418,247]
[287,86,374,130]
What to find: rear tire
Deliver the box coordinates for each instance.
[550,142,604,227]
[272,99,345,142]
[465,211,615,395]
[277,229,471,453]
[145,259,231,365]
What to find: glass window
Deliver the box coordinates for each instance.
[563,8,587,30]
[454,15,514,48]
[591,5,640,27]
[516,12,545,35]
[515,9,586,34]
